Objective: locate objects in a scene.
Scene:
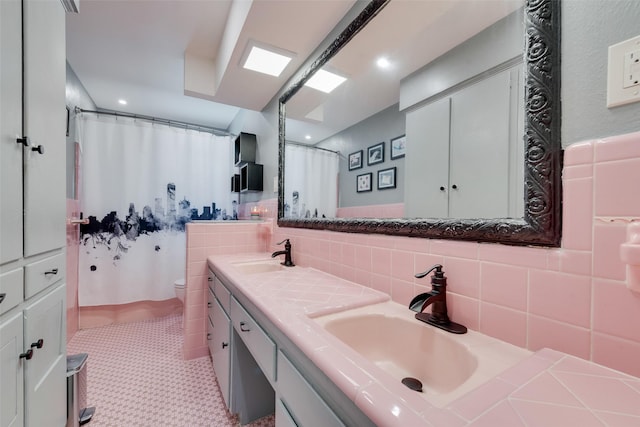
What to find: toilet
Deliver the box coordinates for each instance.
[174,278,185,304]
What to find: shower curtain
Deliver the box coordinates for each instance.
[283,144,339,218]
[78,113,233,306]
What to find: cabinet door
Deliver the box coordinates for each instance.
[404,97,450,218]
[0,313,24,427]
[22,0,66,257]
[211,298,231,408]
[449,70,512,219]
[23,283,66,427]
[0,0,23,264]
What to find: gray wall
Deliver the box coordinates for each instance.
[65,62,96,199]
[562,0,640,146]
[317,104,405,208]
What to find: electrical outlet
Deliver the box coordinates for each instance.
[607,34,640,108]
[623,49,640,89]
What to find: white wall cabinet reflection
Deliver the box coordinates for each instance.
[404,65,524,219]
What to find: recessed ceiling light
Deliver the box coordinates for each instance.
[304,69,347,93]
[305,135,311,140]
[243,44,293,77]
[118,99,127,105]
[376,57,391,69]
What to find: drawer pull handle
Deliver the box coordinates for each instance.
[31,339,44,349]
[44,268,59,276]
[31,144,45,154]
[208,277,213,282]
[20,349,33,360]
[207,333,212,341]
[0,293,5,304]
[239,321,251,332]
[207,302,212,308]
[17,136,30,147]
[222,342,228,349]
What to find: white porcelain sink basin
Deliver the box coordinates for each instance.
[231,260,286,274]
[313,301,531,407]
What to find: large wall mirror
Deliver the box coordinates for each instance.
[277,0,561,247]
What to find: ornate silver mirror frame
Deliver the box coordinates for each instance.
[277,0,561,247]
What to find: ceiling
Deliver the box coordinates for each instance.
[285,0,524,144]
[65,0,356,131]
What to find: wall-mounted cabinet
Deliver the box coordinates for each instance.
[240,163,263,193]
[231,174,240,193]
[234,132,257,166]
[404,66,523,219]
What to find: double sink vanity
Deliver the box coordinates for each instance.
[203,253,640,426]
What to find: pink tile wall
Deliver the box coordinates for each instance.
[66,199,80,343]
[182,221,271,359]
[268,131,640,377]
[336,203,404,218]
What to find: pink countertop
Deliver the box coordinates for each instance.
[209,253,640,427]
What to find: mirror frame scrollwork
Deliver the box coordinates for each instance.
[277,0,562,247]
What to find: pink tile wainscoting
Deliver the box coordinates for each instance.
[264,131,640,377]
[184,131,640,378]
[336,203,404,218]
[183,220,272,359]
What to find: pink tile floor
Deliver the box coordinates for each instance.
[67,315,275,427]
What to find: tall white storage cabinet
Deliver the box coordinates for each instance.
[0,1,68,426]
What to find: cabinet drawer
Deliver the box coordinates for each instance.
[208,270,214,292]
[24,253,64,299]
[207,287,216,322]
[214,276,231,314]
[230,297,275,381]
[277,350,345,427]
[0,268,23,315]
[207,316,215,357]
[276,398,298,427]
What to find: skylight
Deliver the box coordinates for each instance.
[304,69,347,93]
[243,45,292,77]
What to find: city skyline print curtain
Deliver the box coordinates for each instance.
[284,144,338,219]
[78,113,233,306]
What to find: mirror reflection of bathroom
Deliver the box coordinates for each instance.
[283,0,525,221]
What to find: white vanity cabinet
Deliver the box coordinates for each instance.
[207,269,275,424]
[276,350,345,427]
[0,0,69,426]
[207,272,231,408]
[208,265,374,427]
[230,297,276,381]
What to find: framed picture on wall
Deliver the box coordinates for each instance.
[356,172,372,192]
[348,150,363,170]
[367,142,385,166]
[377,167,396,190]
[390,135,406,159]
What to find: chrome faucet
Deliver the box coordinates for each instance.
[271,239,295,267]
[409,264,467,334]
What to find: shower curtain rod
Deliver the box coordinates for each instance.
[75,107,232,137]
[285,140,339,155]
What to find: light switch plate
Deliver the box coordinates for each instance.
[607,34,640,108]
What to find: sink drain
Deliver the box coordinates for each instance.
[401,377,423,392]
